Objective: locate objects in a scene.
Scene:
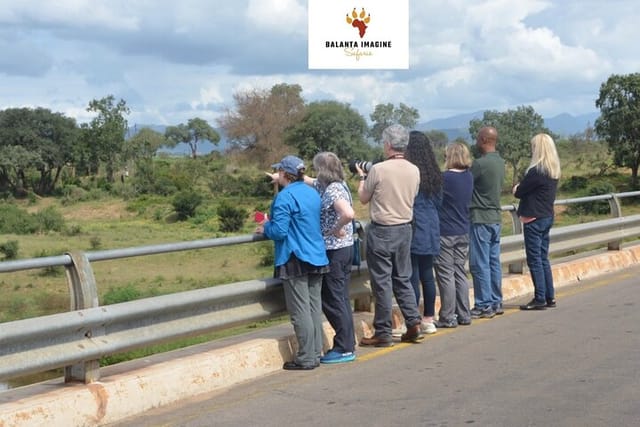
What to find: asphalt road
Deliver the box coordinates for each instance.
[110,267,640,427]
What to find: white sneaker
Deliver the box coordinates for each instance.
[421,320,437,334]
[391,325,407,338]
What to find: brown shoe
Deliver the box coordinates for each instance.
[360,335,394,347]
[400,324,424,343]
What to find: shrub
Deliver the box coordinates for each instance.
[566,181,616,216]
[560,176,588,192]
[64,224,83,236]
[172,191,203,220]
[254,241,274,267]
[102,284,142,305]
[0,240,19,260]
[217,201,247,232]
[0,203,38,234]
[89,236,102,250]
[34,249,65,277]
[34,206,65,233]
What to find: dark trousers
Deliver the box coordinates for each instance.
[411,254,436,317]
[366,223,422,338]
[322,245,355,353]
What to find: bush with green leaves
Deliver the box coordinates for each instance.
[208,173,274,198]
[560,176,588,192]
[172,191,203,220]
[0,240,19,260]
[254,241,274,267]
[34,206,65,233]
[217,201,247,232]
[34,249,65,277]
[0,203,38,234]
[566,181,616,216]
[102,284,142,305]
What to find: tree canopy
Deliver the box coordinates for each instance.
[368,103,420,144]
[217,83,305,166]
[86,96,130,182]
[595,73,640,187]
[165,118,219,159]
[0,107,78,196]
[284,100,371,161]
[469,106,552,186]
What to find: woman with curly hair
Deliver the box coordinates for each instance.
[406,131,442,334]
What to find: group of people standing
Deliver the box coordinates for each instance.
[256,123,561,371]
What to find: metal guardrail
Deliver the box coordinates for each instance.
[1,191,640,385]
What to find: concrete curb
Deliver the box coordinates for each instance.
[2,245,639,427]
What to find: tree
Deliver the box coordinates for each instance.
[368,103,420,143]
[424,130,449,148]
[86,96,130,182]
[469,106,552,186]
[595,73,640,187]
[164,118,220,159]
[284,101,370,160]
[217,83,305,166]
[125,128,167,163]
[0,107,79,196]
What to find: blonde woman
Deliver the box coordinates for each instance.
[513,133,561,310]
[434,142,473,328]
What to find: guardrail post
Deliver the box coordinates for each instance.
[608,193,623,250]
[507,206,524,274]
[64,251,101,383]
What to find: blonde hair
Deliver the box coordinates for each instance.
[528,133,561,179]
[444,142,472,170]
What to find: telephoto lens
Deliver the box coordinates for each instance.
[348,160,373,175]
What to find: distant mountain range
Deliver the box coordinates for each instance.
[417,111,600,142]
[131,111,600,156]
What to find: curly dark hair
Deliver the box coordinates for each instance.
[406,131,442,195]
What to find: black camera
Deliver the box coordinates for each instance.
[348,160,373,175]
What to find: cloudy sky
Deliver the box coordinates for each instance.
[0,0,638,127]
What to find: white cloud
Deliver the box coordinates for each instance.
[245,0,306,35]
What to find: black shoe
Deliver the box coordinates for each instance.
[435,319,458,328]
[520,299,547,310]
[283,361,316,370]
[458,318,472,326]
[546,299,557,308]
[494,305,504,315]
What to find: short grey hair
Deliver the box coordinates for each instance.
[382,124,409,150]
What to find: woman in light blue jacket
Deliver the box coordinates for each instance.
[256,155,329,370]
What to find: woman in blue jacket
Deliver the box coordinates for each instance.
[513,134,561,310]
[406,131,442,334]
[256,155,329,370]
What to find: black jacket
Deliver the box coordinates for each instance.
[514,168,558,218]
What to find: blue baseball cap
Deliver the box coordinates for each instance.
[271,155,305,175]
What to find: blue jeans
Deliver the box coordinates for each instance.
[469,223,502,310]
[523,217,555,302]
[411,254,436,317]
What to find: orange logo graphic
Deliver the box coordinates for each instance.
[346,7,371,38]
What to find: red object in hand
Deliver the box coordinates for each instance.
[254,211,267,223]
